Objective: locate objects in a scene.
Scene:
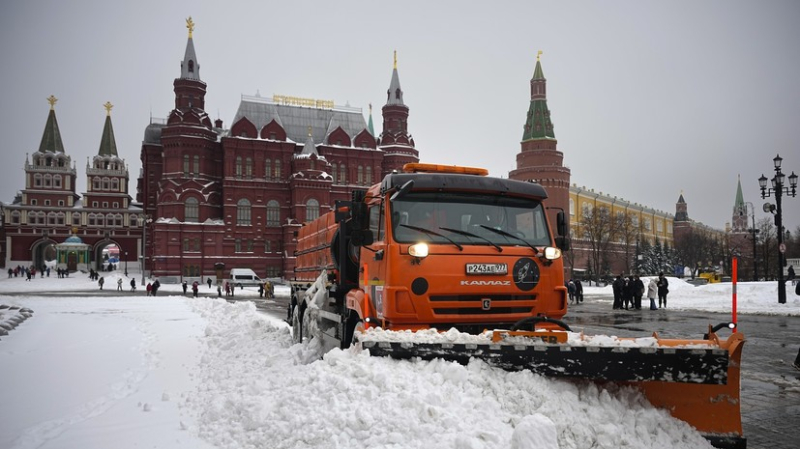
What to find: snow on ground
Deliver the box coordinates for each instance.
[0,272,797,448]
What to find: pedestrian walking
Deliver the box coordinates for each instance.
[152,279,160,296]
[657,273,669,308]
[258,283,264,298]
[568,279,576,304]
[224,281,231,297]
[98,277,105,290]
[130,278,137,291]
[192,281,199,298]
[647,277,658,310]
[182,280,188,295]
[207,278,212,289]
[117,278,123,291]
[146,282,152,296]
[575,279,583,303]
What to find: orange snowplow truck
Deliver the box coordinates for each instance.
[291,162,570,347]
[290,163,745,449]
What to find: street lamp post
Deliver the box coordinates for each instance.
[140,215,152,285]
[124,251,128,277]
[759,154,798,304]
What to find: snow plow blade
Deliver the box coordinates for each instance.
[361,339,729,384]
[359,325,745,449]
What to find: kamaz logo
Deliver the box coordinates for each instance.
[460,280,511,286]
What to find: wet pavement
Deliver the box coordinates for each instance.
[564,296,800,449]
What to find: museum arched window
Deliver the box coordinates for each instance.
[103,177,110,190]
[185,197,199,223]
[12,211,20,224]
[193,155,200,175]
[366,166,372,185]
[266,200,280,227]
[34,174,42,187]
[274,160,281,180]
[54,175,62,188]
[357,166,363,185]
[265,159,271,181]
[72,213,81,226]
[184,155,190,176]
[56,212,65,225]
[339,164,346,184]
[96,214,105,227]
[331,163,337,183]
[44,174,52,187]
[112,178,119,191]
[237,198,252,226]
[130,215,138,227]
[246,157,253,179]
[93,177,100,190]
[305,198,319,222]
[47,212,57,225]
[235,156,242,178]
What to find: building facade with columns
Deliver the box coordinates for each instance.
[1,98,143,272]
[137,22,418,282]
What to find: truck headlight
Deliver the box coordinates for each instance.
[409,243,429,258]
[544,247,562,260]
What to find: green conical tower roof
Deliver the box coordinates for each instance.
[367,103,375,136]
[734,175,745,210]
[98,102,118,156]
[522,52,555,141]
[38,95,65,153]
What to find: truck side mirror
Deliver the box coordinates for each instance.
[556,236,570,251]
[390,180,414,202]
[556,211,567,237]
[351,230,374,246]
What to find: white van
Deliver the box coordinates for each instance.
[229,268,263,287]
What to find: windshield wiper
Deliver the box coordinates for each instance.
[438,226,502,252]
[399,224,463,251]
[478,225,539,254]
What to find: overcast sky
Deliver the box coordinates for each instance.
[2,0,799,231]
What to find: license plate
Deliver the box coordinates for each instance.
[466,263,508,275]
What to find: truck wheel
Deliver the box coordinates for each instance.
[291,305,303,344]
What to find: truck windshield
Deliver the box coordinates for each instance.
[390,192,552,247]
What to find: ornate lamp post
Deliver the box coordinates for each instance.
[124,251,128,277]
[744,202,759,281]
[759,154,798,304]
[140,215,152,285]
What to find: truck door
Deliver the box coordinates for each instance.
[363,204,387,318]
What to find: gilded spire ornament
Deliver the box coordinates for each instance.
[47,95,58,110]
[186,16,195,38]
[537,50,543,61]
[307,126,312,137]
[103,101,113,116]
[393,50,397,69]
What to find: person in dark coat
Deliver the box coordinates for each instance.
[622,276,634,310]
[633,275,645,310]
[657,273,669,308]
[192,281,199,298]
[612,274,624,309]
[575,280,584,303]
[207,278,213,289]
[182,281,188,295]
[151,279,160,296]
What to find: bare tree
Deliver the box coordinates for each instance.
[615,212,639,274]
[757,217,776,280]
[576,205,617,283]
